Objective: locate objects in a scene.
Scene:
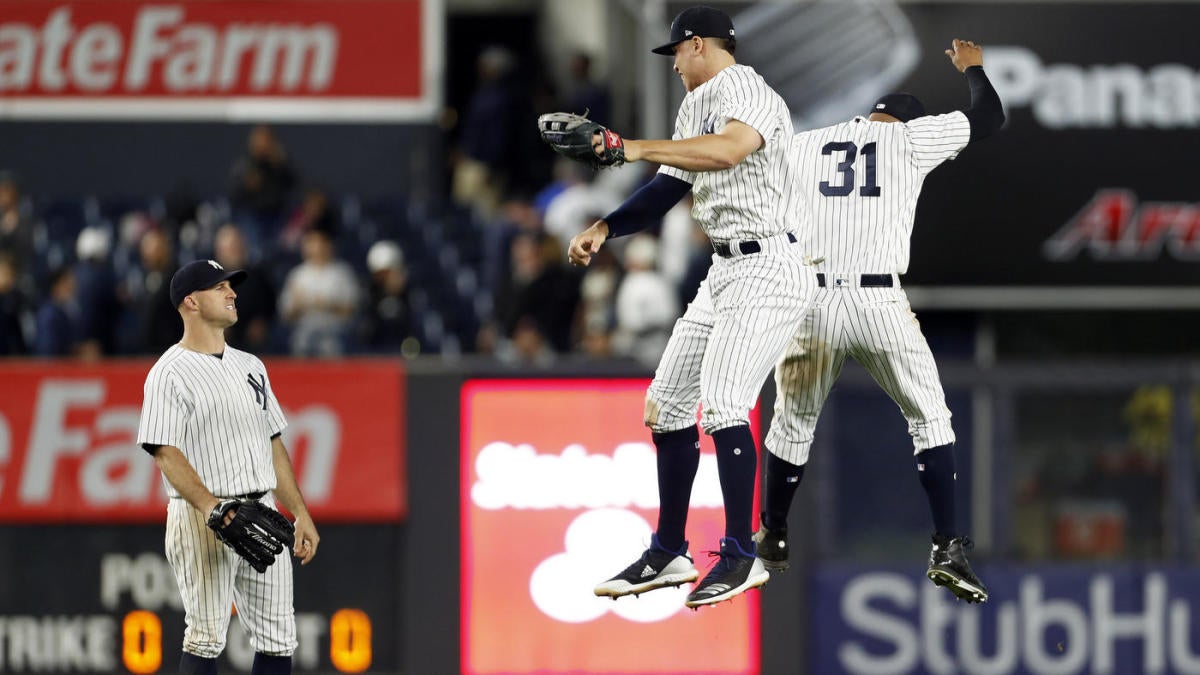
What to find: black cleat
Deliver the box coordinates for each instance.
[926,535,988,603]
[684,537,769,608]
[594,534,699,599]
[752,515,789,572]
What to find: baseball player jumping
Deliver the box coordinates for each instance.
[138,260,319,674]
[540,5,816,608]
[754,40,1004,604]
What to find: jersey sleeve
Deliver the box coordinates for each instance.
[657,100,697,184]
[137,366,191,448]
[905,111,971,173]
[720,70,783,146]
[260,363,288,437]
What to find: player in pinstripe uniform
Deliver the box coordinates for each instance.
[138,259,319,674]
[754,40,1004,603]
[577,6,816,608]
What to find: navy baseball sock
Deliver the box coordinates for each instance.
[763,451,806,532]
[251,653,292,675]
[179,652,218,675]
[653,425,701,553]
[712,424,757,553]
[916,444,957,538]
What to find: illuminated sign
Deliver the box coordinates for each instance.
[461,379,759,674]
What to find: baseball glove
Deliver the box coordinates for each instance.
[207,499,296,573]
[537,112,626,168]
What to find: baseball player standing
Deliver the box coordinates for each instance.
[754,40,1004,604]
[138,259,320,674]
[550,6,815,608]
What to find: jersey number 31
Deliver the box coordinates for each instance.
[818,141,880,198]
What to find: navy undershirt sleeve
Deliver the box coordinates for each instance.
[603,173,693,238]
[963,66,1005,141]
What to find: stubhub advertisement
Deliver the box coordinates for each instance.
[813,564,1200,675]
[460,379,759,674]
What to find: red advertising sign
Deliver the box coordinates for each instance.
[461,379,760,675]
[0,0,441,121]
[0,360,406,522]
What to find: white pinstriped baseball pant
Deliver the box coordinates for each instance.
[645,234,817,435]
[765,276,955,466]
[165,494,297,658]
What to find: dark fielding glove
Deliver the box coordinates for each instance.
[537,112,626,168]
[207,499,296,573]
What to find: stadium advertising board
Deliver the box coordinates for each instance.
[0,360,406,523]
[0,524,398,673]
[812,563,1200,675]
[0,0,441,121]
[460,379,760,675]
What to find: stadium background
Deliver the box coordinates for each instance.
[0,0,1198,673]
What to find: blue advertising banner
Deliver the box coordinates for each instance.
[812,563,1200,675]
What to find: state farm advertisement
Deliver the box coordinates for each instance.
[0,360,406,522]
[461,379,760,675]
[0,0,441,121]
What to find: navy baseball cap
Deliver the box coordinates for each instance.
[651,6,736,55]
[170,259,247,307]
[871,93,926,122]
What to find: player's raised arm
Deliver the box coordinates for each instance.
[624,120,763,171]
[945,38,1005,140]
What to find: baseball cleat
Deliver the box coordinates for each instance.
[684,537,769,608]
[753,514,789,572]
[926,535,988,603]
[594,534,698,599]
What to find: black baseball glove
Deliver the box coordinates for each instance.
[207,499,296,573]
[537,112,626,168]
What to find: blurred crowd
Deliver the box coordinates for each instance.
[0,45,710,365]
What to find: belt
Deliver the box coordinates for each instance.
[714,232,796,258]
[816,273,894,288]
[228,491,267,501]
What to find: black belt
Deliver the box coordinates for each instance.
[714,232,796,258]
[816,273,893,288]
[227,491,266,501]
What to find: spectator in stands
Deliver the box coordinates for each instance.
[279,226,360,357]
[0,254,29,355]
[129,229,180,354]
[564,52,612,127]
[361,240,412,352]
[280,187,339,253]
[453,46,529,218]
[493,233,580,353]
[542,160,621,249]
[0,171,36,295]
[214,223,277,353]
[73,226,121,356]
[576,245,619,357]
[613,235,679,368]
[34,267,79,357]
[494,315,556,367]
[230,124,297,230]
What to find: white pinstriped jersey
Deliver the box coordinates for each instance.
[792,111,970,273]
[138,344,287,498]
[658,64,796,242]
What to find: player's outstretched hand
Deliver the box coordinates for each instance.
[292,514,320,565]
[568,220,610,267]
[945,38,983,72]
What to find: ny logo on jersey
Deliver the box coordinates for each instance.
[246,372,268,410]
[701,113,718,136]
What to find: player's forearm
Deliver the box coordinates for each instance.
[625,135,748,172]
[153,445,220,515]
[963,66,1005,140]
[270,437,311,519]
